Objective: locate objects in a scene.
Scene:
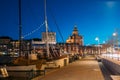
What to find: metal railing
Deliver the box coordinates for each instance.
[1,70,45,80]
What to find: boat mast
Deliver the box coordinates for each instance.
[44,0,49,58]
[19,0,22,57]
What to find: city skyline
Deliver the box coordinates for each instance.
[0,0,120,45]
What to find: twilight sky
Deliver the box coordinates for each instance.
[0,0,120,45]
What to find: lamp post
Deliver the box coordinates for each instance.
[113,32,119,60]
[112,33,116,59]
[95,37,100,55]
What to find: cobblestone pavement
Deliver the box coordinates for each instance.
[33,55,104,80]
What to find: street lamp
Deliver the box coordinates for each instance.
[113,32,119,60]
[113,32,117,36]
[95,37,100,55]
[112,33,116,59]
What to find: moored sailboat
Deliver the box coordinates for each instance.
[2,0,69,79]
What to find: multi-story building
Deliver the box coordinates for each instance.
[11,40,19,52]
[66,25,83,45]
[10,39,31,57]
[66,25,84,55]
[42,32,56,44]
[0,36,12,55]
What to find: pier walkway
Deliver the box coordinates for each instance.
[33,55,104,80]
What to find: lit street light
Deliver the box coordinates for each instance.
[113,32,117,36]
[113,32,119,60]
[95,37,99,44]
[95,37,100,55]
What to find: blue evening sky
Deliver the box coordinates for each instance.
[0,0,120,45]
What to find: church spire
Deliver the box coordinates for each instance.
[72,25,78,35]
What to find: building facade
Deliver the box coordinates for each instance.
[0,36,12,55]
[42,32,56,44]
[65,25,84,55]
[66,25,83,46]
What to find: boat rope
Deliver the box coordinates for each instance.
[22,22,45,38]
[48,7,65,42]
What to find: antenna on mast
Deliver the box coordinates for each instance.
[44,0,49,58]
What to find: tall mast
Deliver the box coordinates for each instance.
[44,0,49,58]
[19,0,22,57]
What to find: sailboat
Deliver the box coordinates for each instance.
[2,0,70,79]
[17,0,61,60]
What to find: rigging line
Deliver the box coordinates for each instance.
[48,7,65,42]
[22,22,45,38]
